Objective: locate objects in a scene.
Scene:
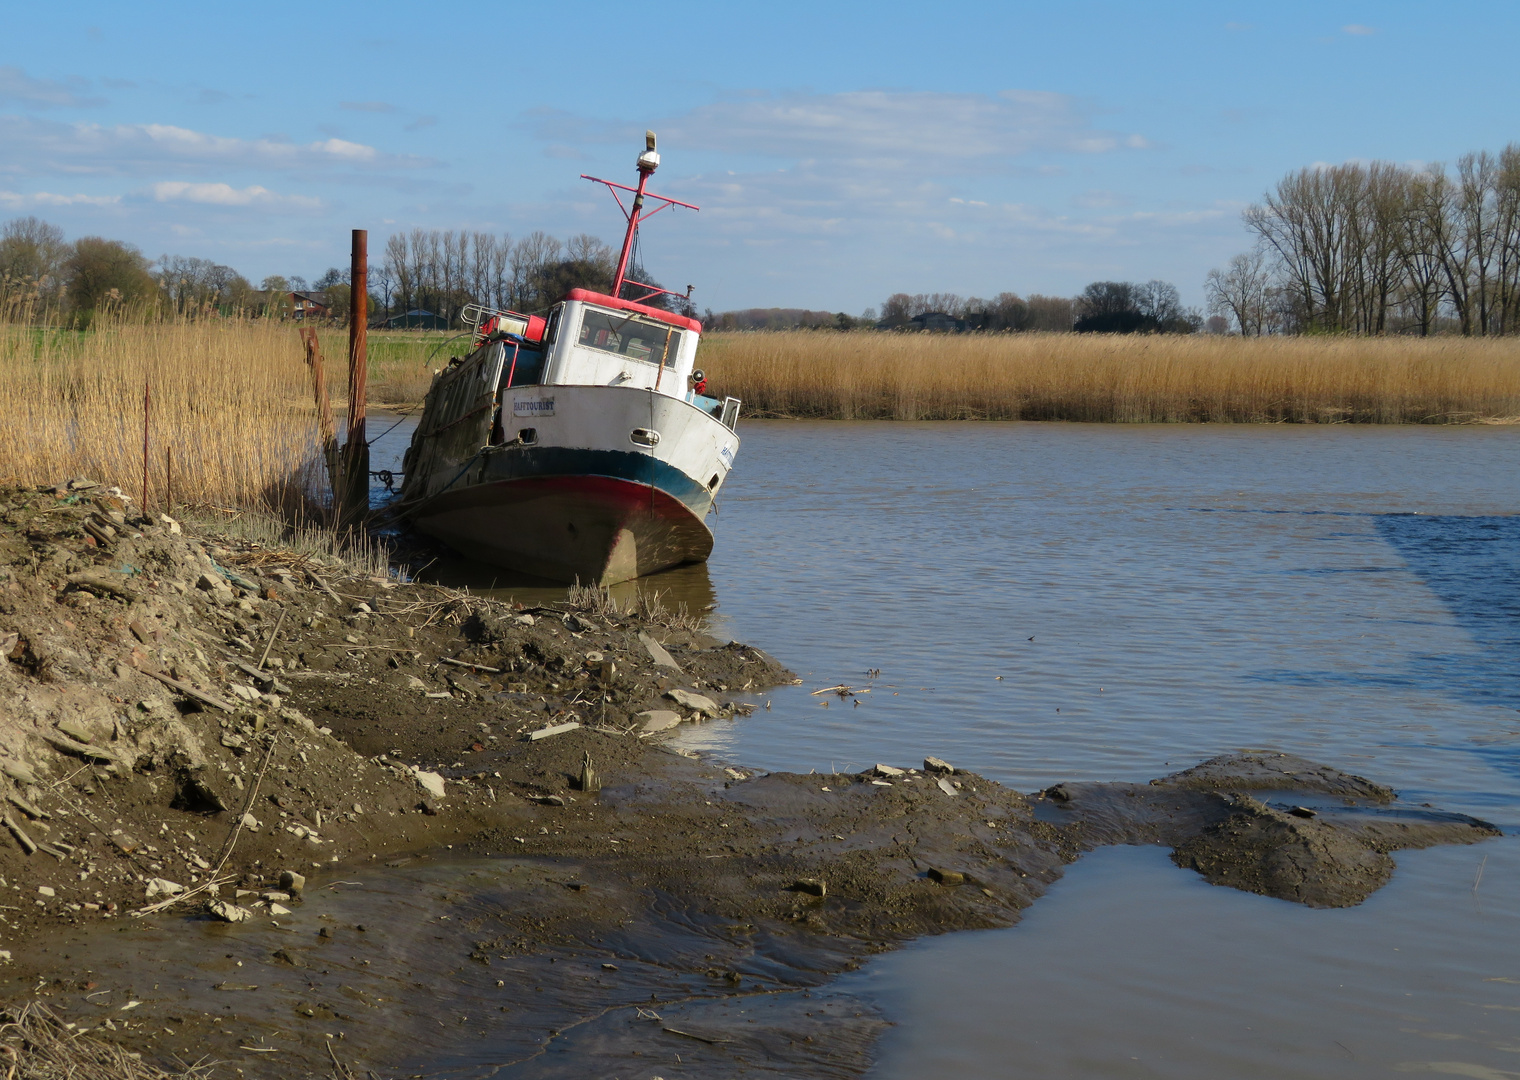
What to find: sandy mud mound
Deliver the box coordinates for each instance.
[1041,752,1499,908]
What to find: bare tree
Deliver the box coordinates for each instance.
[0,216,70,309]
[1205,250,1272,335]
[510,231,564,309]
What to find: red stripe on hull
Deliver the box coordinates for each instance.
[412,474,713,585]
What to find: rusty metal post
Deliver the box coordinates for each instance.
[342,229,369,529]
[141,380,151,515]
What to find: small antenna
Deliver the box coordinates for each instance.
[646,130,657,152]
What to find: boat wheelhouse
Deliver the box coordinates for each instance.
[398,134,740,585]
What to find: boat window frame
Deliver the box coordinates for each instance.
[574,305,682,368]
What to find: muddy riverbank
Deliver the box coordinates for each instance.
[0,481,1502,1077]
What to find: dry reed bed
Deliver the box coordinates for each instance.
[0,320,322,511]
[698,332,1520,422]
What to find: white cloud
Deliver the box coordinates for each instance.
[1342,24,1377,35]
[1073,190,1127,209]
[537,90,1149,172]
[0,189,119,208]
[0,115,430,177]
[0,66,103,108]
[149,181,322,209]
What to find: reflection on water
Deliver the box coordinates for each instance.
[371,416,1520,1078]
[415,546,718,613]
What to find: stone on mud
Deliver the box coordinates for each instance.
[637,710,683,734]
[54,719,94,745]
[638,632,683,672]
[144,878,184,899]
[924,756,955,774]
[412,769,446,799]
[789,878,827,897]
[207,899,252,923]
[664,688,719,717]
[1,760,37,786]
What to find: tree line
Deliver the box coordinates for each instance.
[0,217,682,327]
[869,284,1200,333]
[1209,145,1520,335]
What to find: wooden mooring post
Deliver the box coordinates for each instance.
[299,326,341,505]
[341,228,370,531]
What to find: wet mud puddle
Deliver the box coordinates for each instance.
[48,856,888,1078]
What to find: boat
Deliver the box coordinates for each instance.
[397,132,741,585]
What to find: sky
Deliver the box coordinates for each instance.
[2,0,1517,314]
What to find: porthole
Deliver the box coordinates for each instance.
[630,428,661,447]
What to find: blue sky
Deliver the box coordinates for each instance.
[2,1,1516,313]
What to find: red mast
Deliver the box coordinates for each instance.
[582,130,698,306]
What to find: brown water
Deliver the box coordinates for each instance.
[294,420,1520,1074]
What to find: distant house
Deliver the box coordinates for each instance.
[385,309,450,330]
[290,291,330,321]
[908,311,965,333]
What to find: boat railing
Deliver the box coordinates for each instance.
[461,303,545,346]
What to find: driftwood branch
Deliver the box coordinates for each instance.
[129,661,235,713]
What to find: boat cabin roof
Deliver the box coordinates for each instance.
[564,288,702,333]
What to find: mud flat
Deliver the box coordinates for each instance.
[0,482,1502,1078]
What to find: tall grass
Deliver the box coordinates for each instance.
[698,332,1520,423]
[0,316,323,512]
[366,329,461,405]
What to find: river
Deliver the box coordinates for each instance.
[375,417,1520,1077]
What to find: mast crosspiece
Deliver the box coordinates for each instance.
[581,130,699,304]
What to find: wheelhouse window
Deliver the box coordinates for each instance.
[576,308,682,367]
